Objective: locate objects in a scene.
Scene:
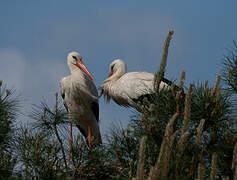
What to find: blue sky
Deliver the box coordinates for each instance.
[0,1,237,137]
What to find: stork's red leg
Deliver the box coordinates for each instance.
[99,89,104,98]
[88,124,91,148]
[68,120,73,167]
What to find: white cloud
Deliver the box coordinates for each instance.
[0,49,69,123]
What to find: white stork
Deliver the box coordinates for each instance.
[100,59,175,112]
[60,52,101,149]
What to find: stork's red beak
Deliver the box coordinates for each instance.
[76,61,94,80]
[108,71,113,78]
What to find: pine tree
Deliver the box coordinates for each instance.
[0,81,20,179]
[106,33,237,179]
[1,33,237,179]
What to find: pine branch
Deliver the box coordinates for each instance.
[52,93,68,170]
[136,136,147,180]
[210,152,217,180]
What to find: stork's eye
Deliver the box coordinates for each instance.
[72,56,77,61]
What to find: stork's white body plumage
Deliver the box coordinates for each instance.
[60,52,101,146]
[100,59,169,111]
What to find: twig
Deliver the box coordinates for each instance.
[53,93,68,170]
[210,152,217,180]
[136,136,147,180]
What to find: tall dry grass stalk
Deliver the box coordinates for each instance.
[235,166,237,180]
[174,85,192,178]
[164,113,179,179]
[195,119,205,148]
[210,152,217,180]
[175,70,185,113]
[179,70,185,89]
[161,30,174,70]
[154,30,174,93]
[136,136,147,180]
[232,144,237,171]
[129,159,133,179]
[164,129,178,179]
[165,112,179,138]
[148,113,179,180]
[177,131,189,156]
[234,166,237,180]
[187,119,206,179]
[181,85,192,135]
[229,69,233,85]
[148,138,166,180]
[204,80,209,96]
[211,75,220,98]
[176,84,192,159]
[216,87,221,105]
[197,163,204,180]
[141,109,155,144]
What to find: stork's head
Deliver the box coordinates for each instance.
[99,59,127,98]
[108,59,127,78]
[67,51,94,80]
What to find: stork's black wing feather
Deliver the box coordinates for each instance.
[162,77,186,96]
[162,77,178,88]
[76,124,87,139]
[132,93,155,104]
[132,78,181,104]
[61,92,65,99]
[61,92,69,112]
[91,102,99,122]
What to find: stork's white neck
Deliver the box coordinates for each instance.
[103,68,125,84]
[67,62,77,72]
[68,63,85,80]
